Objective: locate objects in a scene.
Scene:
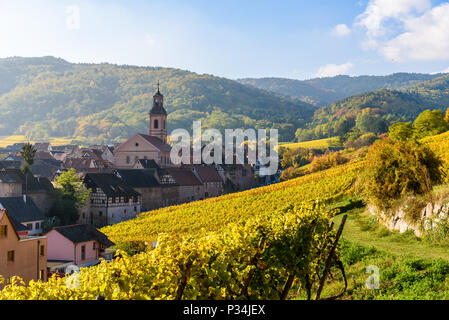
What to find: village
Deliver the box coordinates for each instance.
[0,87,280,286]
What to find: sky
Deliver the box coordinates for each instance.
[1,0,449,80]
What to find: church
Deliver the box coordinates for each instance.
[114,84,173,169]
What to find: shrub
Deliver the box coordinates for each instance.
[357,138,442,209]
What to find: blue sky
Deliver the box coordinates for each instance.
[1,0,449,79]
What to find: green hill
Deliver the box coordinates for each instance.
[238,73,445,107]
[0,57,315,144]
[295,74,449,142]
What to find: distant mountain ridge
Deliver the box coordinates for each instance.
[294,73,449,142]
[237,73,446,107]
[0,56,315,144]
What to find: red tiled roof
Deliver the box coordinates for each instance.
[192,165,223,183]
[35,151,55,160]
[138,134,172,152]
[166,168,202,186]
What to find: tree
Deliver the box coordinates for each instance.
[48,169,90,226]
[355,109,388,135]
[413,109,449,139]
[388,122,414,141]
[19,143,36,195]
[445,108,449,124]
[358,138,442,209]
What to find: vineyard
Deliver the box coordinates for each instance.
[0,202,343,300]
[0,155,363,300]
[3,130,449,300]
[101,160,363,244]
[279,137,340,150]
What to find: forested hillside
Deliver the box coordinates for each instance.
[295,74,449,142]
[0,57,315,144]
[238,73,445,107]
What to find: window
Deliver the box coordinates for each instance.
[134,206,137,212]
[126,156,130,164]
[81,245,86,261]
[39,270,44,280]
[93,242,96,250]
[0,225,7,237]
[112,197,116,204]
[99,211,103,217]
[135,142,139,147]
[154,119,159,129]
[35,222,40,230]
[82,212,86,219]
[7,250,14,262]
[163,120,166,129]
[40,245,45,256]
[26,223,33,230]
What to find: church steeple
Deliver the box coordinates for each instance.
[150,81,167,115]
[149,82,167,142]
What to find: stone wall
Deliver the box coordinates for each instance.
[368,200,449,237]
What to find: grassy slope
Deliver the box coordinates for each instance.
[334,208,449,261]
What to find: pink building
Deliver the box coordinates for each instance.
[45,224,114,273]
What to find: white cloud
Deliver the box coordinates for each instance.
[355,0,430,37]
[431,67,449,75]
[379,3,449,62]
[316,62,354,78]
[332,24,351,37]
[355,0,449,62]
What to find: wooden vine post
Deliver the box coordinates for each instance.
[315,214,347,300]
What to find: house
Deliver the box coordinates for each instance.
[115,169,179,211]
[0,195,46,236]
[31,159,62,181]
[0,169,23,197]
[114,87,172,169]
[190,165,224,198]
[78,173,142,227]
[0,169,55,215]
[34,142,52,152]
[35,151,56,161]
[87,146,115,165]
[219,163,256,193]
[165,167,205,202]
[0,209,47,287]
[0,160,21,170]
[134,159,160,170]
[114,133,172,169]
[45,224,114,272]
[0,168,55,214]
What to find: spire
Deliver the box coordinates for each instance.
[150,82,167,115]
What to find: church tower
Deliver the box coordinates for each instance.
[149,82,168,143]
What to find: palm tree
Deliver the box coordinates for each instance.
[20,143,37,196]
